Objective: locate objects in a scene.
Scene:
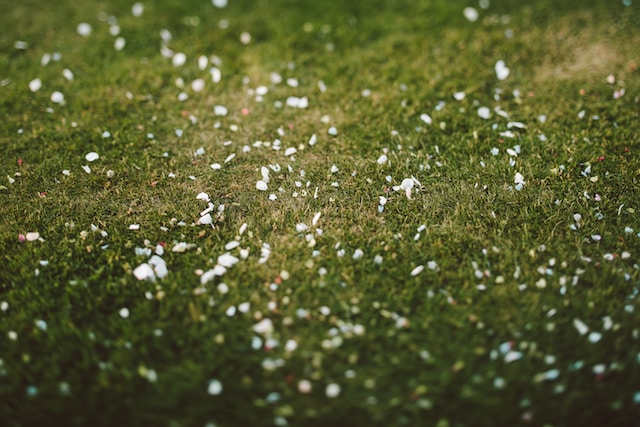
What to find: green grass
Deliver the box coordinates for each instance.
[1,0,640,426]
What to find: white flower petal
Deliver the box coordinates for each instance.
[326,383,341,398]
[29,78,42,92]
[411,265,424,276]
[573,318,589,335]
[191,79,205,92]
[401,178,414,190]
[495,60,510,80]
[463,7,479,22]
[253,318,274,335]
[85,152,99,162]
[51,91,64,104]
[207,379,223,395]
[198,213,213,225]
[77,23,92,36]
[172,52,186,67]
[26,232,40,241]
[217,253,239,268]
[133,263,156,281]
[478,107,490,119]
[214,105,228,116]
[196,192,210,202]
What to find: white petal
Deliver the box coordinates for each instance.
[401,178,414,190]
[196,192,210,202]
[420,113,432,125]
[191,79,205,92]
[588,332,602,343]
[210,67,221,83]
[171,242,188,252]
[211,265,227,276]
[85,152,99,162]
[284,147,297,156]
[573,318,589,335]
[26,232,40,241]
[463,7,479,22]
[225,240,240,250]
[198,213,213,225]
[62,69,74,82]
[77,23,92,36]
[217,253,239,268]
[256,180,268,191]
[200,269,216,284]
[132,2,144,17]
[51,91,64,104]
[29,78,42,92]
[411,265,424,276]
[495,60,510,80]
[325,383,341,398]
[214,105,228,116]
[172,52,186,67]
[114,37,126,51]
[253,318,274,335]
[207,379,223,396]
[133,263,156,281]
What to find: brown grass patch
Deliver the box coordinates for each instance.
[532,10,639,83]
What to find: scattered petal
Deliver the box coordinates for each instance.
[573,318,589,336]
[133,264,155,281]
[29,78,42,92]
[77,23,92,37]
[214,105,228,116]
[26,232,40,241]
[207,379,223,395]
[253,318,274,335]
[172,52,186,67]
[495,60,510,80]
[51,91,65,104]
[463,7,479,22]
[420,113,432,125]
[411,265,424,276]
[588,332,602,343]
[326,383,341,398]
[85,152,99,162]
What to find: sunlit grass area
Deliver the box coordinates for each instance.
[1,0,639,426]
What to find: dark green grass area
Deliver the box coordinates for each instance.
[1,0,640,426]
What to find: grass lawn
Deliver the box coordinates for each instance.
[1,0,640,425]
